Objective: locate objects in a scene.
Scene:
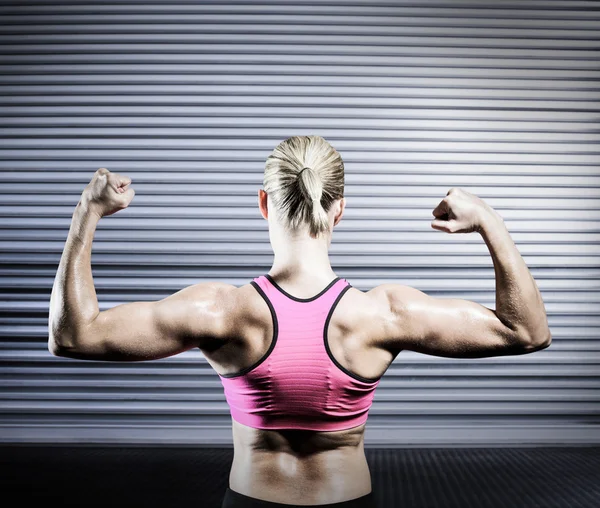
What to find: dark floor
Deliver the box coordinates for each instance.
[2,446,599,508]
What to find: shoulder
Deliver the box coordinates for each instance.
[362,283,420,310]
[176,281,259,341]
[183,280,252,307]
[340,283,415,352]
[342,283,403,320]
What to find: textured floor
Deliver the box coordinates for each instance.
[2,446,599,508]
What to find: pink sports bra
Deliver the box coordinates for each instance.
[218,274,381,432]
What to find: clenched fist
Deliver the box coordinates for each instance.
[81,167,135,218]
[431,188,494,234]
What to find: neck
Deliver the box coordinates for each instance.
[269,228,335,281]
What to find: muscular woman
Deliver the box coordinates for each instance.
[48,135,551,508]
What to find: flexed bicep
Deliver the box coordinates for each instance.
[368,284,547,359]
[50,282,239,362]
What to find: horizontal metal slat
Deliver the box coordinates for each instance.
[3,3,599,19]
[2,32,598,50]
[5,106,599,123]
[3,63,599,80]
[4,13,600,30]
[3,43,600,61]
[3,75,599,91]
[5,138,600,154]
[3,126,600,144]
[4,95,600,110]
[3,53,600,69]
[1,0,596,9]
[3,150,597,165]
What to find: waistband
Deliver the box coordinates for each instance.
[221,487,376,508]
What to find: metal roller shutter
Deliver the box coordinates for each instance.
[1,0,598,446]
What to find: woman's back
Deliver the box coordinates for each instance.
[202,273,397,506]
[46,135,551,506]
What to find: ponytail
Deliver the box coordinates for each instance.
[263,135,345,239]
[296,166,330,238]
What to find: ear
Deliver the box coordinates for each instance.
[258,189,268,220]
[333,197,345,227]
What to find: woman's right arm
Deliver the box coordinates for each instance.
[368,188,552,358]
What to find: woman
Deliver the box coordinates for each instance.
[48,135,552,508]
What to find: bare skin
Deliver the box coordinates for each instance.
[49,168,551,505]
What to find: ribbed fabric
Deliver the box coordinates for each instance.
[218,275,381,431]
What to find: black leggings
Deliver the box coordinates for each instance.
[221,487,376,508]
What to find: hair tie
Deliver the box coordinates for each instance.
[297,166,311,177]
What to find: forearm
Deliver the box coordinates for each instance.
[478,207,551,346]
[48,199,102,352]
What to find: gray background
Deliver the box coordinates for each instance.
[1,0,598,446]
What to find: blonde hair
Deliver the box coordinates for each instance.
[263,135,345,239]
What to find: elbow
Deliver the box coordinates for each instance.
[48,317,76,357]
[48,328,107,361]
[49,342,64,357]
[508,318,552,352]
[48,327,85,358]
[48,317,91,358]
[537,331,552,349]
[48,335,71,358]
[48,337,94,360]
[521,330,552,352]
